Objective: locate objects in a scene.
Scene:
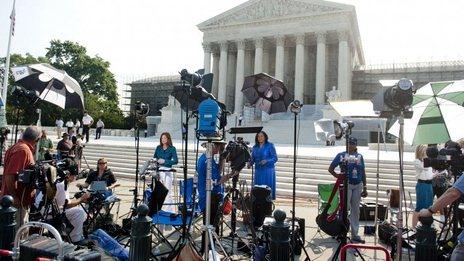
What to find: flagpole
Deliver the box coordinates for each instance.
[0,0,16,127]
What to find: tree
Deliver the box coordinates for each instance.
[2,40,126,128]
[46,40,118,101]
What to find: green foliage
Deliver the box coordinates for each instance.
[3,40,127,129]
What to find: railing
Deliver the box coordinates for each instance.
[340,244,391,261]
[355,60,464,71]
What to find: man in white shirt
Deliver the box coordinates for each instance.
[55,118,64,139]
[82,111,94,143]
[65,119,74,134]
[95,119,105,139]
[33,165,90,244]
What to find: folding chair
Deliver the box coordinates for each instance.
[317,183,340,215]
[151,178,202,257]
[316,183,340,235]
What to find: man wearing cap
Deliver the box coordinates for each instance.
[328,137,368,243]
[52,161,90,244]
[197,140,231,253]
[56,133,73,159]
[197,141,230,221]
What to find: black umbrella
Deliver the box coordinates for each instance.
[241,73,292,114]
[11,63,84,109]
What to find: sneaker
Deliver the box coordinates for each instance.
[351,236,365,244]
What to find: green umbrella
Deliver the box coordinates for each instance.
[388,80,464,145]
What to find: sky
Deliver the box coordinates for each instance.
[1,0,464,104]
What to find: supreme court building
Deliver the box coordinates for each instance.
[198,0,364,114]
[131,0,464,144]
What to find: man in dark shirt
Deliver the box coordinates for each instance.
[56,133,73,159]
[328,137,368,243]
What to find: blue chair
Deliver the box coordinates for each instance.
[151,178,202,257]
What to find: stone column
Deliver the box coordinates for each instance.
[294,34,305,102]
[212,52,219,98]
[315,32,326,105]
[337,31,350,100]
[263,49,270,74]
[275,36,285,81]
[254,38,264,74]
[218,41,228,103]
[234,40,246,115]
[202,42,212,74]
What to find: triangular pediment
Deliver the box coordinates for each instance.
[198,0,352,29]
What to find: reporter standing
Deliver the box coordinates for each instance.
[153,132,178,212]
[412,144,434,228]
[0,126,41,227]
[250,131,278,199]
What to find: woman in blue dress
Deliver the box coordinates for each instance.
[251,131,278,199]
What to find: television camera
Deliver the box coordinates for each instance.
[221,138,251,174]
[424,141,464,173]
[18,158,78,195]
[0,127,10,142]
[74,189,106,208]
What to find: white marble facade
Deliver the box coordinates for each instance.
[198,0,364,115]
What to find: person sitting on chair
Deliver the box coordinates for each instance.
[76,158,119,191]
[54,162,90,244]
[56,133,73,159]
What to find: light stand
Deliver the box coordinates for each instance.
[330,122,364,261]
[395,111,405,260]
[331,133,350,261]
[203,140,228,261]
[289,100,302,261]
[127,102,149,220]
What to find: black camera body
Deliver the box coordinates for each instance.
[222,138,251,172]
[0,127,10,143]
[424,142,464,172]
[75,189,106,207]
[18,159,78,193]
[372,78,415,118]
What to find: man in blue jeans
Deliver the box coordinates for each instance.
[328,137,368,243]
[419,173,464,260]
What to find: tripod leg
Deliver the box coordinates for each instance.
[211,229,230,259]
[297,236,311,261]
[331,243,343,261]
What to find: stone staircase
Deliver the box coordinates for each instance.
[77,142,417,205]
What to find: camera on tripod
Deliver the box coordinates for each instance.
[222,138,251,173]
[18,158,78,192]
[424,141,464,172]
[75,189,106,207]
[0,127,10,142]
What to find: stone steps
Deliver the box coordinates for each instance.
[75,143,417,203]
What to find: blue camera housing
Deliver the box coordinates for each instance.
[198,98,221,137]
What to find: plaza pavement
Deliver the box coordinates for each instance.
[67,135,414,260]
[67,176,411,260]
